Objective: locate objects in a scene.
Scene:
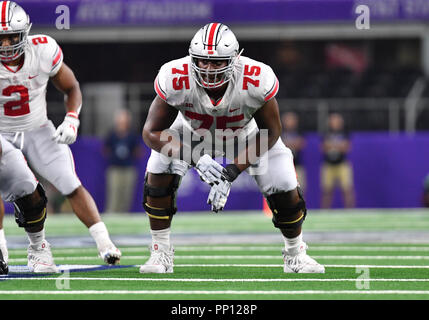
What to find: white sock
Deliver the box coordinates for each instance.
[0,229,6,245]
[151,228,171,249]
[89,222,112,250]
[283,233,303,251]
[27,229,45,247]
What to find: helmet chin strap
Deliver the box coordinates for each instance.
[201,78,226,89]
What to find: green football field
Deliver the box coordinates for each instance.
[1,209,429,301]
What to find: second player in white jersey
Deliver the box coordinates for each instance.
[0,0,121,266]
[0,34,63,132]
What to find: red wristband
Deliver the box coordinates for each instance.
[66,112,79,119]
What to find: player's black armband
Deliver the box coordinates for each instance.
[222,164,241,182]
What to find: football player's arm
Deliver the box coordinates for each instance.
[51,63,82,115]
[142,96,180,157]
[221,97,281,183]
[237,97,281,171]
[50,63,82,144]
[207,98,281,212]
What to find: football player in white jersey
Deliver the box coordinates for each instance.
[0,133,58,274]
[140,23,324,274]
[0,1,121,265]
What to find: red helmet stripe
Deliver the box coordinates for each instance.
[207,22,219,54]
[1,1,9,30]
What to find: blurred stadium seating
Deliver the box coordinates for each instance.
[27,0,427,135]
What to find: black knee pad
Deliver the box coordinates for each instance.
[143,174,181,220]
[13,183,48,229]
[266,187,307,230]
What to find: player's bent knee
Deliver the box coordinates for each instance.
[266,187,307,230]
[13,183,48,229]
[62,179,84,198]
[143,173,181,220]
[64,185,84,198]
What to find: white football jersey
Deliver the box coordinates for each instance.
[154,55,279,143]
[0,34,63,132]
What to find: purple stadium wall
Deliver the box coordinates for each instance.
[4,132,429,214]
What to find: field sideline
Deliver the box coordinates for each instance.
[1,209,429,303]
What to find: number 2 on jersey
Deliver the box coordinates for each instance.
[32,36,48,45]
[2,85,30,116]
[172,64,190,90]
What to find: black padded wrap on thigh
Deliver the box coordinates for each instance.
[267,187,307,230]
[13,183,48,229]
[143,174,181,219]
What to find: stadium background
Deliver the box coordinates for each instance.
[5,0,429,214]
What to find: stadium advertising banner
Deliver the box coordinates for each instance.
[20,0,429,27]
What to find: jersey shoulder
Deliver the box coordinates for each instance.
[154,56,192,104]
[237,56,279,103]
[28,34,63,77]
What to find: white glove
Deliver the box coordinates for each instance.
[53,112,80,144]
[207,179,231,212]
[195,154,224,186]
[207,163,241,212]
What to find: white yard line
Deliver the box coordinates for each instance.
[8,253,429,263]
[307,246,429,252]
[4,277,429,282]
[7,263,429,269]
[7,245,429,255]
[175,264,429,268]
[7,254,429,263]
[167,246,429,252]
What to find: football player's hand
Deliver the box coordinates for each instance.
[207,164,242,213]
[207,178,231,212]
[195,154,225,186]
[53,112,80,144]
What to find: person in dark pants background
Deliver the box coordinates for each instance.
[320,113,355,209]
[104,109,142,213]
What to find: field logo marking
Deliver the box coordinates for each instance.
[355,267,370,289]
